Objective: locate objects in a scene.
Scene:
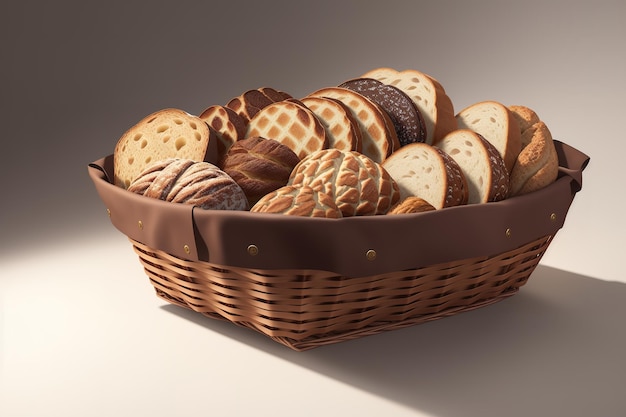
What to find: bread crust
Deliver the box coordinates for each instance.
[250,185,342,218]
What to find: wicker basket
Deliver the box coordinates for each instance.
[88,140,588,351]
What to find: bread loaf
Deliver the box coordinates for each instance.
[455,101,521,174]
[127,158,248,210]
[113,108,216,189]
[288,148,400,216]
[221,136,300,206]
[508,105,559,196]
[198,105,247,162]
[382,143,468,209]
[361,67,457,145]
[226,87,292,123]
[388,196,436,214]
[250,185,343,218]
[436,129,509,203]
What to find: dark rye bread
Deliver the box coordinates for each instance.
[339,77,426,146]
[127,158,249,210]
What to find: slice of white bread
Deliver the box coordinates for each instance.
[361,67,457,145]
[382,143,468,209]
[454,100,521,174]
[436,129,509,204]
[114,108,214,189]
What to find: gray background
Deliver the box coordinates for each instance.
[2,0,625,282]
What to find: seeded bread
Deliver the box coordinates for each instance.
[436,129,509,204]
[113,108,215,189]
[455,100,522,174]
[382,143,468,209]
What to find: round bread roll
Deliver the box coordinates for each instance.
[388,197,436,214]
[221,136,301,206]
[127,158,249,210]
[250,185,343,218]
[288,148,400,216]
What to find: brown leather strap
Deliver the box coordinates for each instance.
[88,140,589,277]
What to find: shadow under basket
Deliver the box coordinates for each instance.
[89,141,589,351]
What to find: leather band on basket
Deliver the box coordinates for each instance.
[88,141,589,278]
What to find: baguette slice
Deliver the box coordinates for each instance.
[436,129,509,204]
[455,101,521,174]
[382,143,468,209]
[114,108,215,189]
[361,67,457,145]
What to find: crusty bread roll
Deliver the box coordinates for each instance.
[382,142,468,209]
[508,105,559,196]
[361,67,457,145]
[221,136,300,206]
[455,100,522,174]
[250,185,343,218]
[114,108,216,189]
[306,87,400,164]
[436,129,509,204]
[388,196,436,214]
[127,158,248,210]
[245,99,328,160]
[288,148,400,216]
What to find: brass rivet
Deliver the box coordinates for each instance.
[550,213,557,222]
[505,228,512,238]
[138,220,143,230]
[183,244,190,254]
[106,208,111,217]
[247,244,259,256]
[366,249,377,261]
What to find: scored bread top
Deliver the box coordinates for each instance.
[306,87,400,164]
[250,185,343,218]
[382,142,468,209]
[244,100,328,160]
[361,67,457,145]
[226,87,292,123]
[198,105,247,162]
[436,129,509,204]
[455,100,522,174]
[113,108,213,189]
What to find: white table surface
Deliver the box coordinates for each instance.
[2,227,625,417]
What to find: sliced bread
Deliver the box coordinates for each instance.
[455,100,521,174]
[382,143,468,209]
[361,67,457,145]
[113,108,215,189]
[436,129,509,204]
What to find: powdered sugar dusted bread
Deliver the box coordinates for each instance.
[507,105,559,196]
[361,67,457,145]
[245,100,328,160]
[306,87,400,164]
[221,136,300,206]
[436,129,509,204]
[382,143,468,209]
[289,148,400,216]
[127,158,248,210]
[114,108,216,189]
[455,101,521,174]
[250,185,342,218]
[300,96,363,153]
